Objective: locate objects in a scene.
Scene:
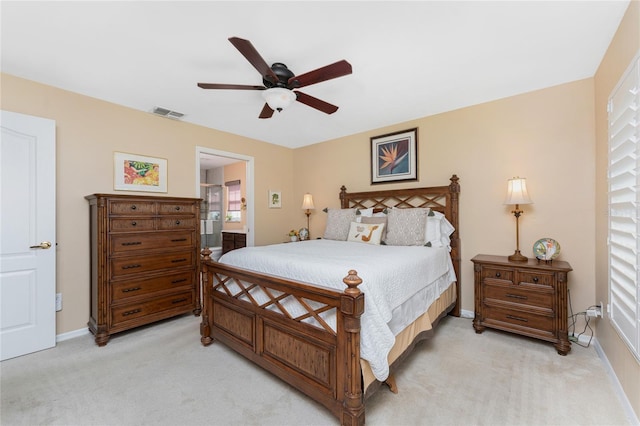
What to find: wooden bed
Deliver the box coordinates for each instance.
[199,175,460,425]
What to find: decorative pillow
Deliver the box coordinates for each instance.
[384,208,428,246]
[347,221,385,245]
[323,208,357,241]
[355,208,374,222]
[360,216,388,241]
[425,210,455,247]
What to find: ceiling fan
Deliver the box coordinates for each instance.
[197,37,353,119]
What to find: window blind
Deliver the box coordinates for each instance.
[608,53,640,362]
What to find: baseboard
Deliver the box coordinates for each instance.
[56,327,90,342]
[593,337,640,426]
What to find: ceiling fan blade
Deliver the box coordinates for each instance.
[259,103,274,119]
[228,37,279,84]
[197,83,265,90]
[288,60,352,88]
[295,91,339,115]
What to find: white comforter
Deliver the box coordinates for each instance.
[218,239,456,381]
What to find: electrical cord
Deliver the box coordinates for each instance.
[567,288,595,348]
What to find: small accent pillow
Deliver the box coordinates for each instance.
[323,208,357,241]
[425,210,455,248]
[355,208,374,222]
[385,207,428,246]
[347,221,385,245]
[360,216,388,242]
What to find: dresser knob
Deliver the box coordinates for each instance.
[495,272,501,278]
[175,220,181,225]
[533,277,539,283]
[131,205,137,210]
[175,206,181,211]
[131,221,137,226]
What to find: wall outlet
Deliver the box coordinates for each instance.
[586,303,603,318]
[55,293,62,311]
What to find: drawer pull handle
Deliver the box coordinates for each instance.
[506,314,528,322]
[122,264,142,270]
[122,287,141,293]
[175,220,181,225]
[131,221,137,226]
[131,205,137,210]
[171,278,187,284]
[506,293,527,300]
[171,238,187,242]
[175,206,181,211]
[495,272,501,278]
[533,277,539,283]
[122,308,141,316]
[171,258,187,263]
[172,298,188,304]
[122,241,142,246]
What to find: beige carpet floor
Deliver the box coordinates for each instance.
[0,315,633,426]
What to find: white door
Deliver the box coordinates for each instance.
[0,110,56,361]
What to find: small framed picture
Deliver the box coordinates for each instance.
[370,128,418,184]
[114,152,167,193]
[268,190,282,208]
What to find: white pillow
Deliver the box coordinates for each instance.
[425,210,455,248]
[346,221,385,245]
[323,208,357,241]
[355,207,373,222]
[385,208,428,246]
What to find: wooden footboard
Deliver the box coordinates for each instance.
[200,253,366,425]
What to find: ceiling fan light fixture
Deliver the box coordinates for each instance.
[263,88,296,112]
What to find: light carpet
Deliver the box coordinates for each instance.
[0,315,632,426]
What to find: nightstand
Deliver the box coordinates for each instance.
[471,254,573,355]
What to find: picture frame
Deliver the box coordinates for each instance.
[268,190,282,208]
[114,152,168,193]
[370,128,418,184]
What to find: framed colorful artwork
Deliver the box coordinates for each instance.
[114,152,168,193]
[370,128,418,184]
[268,190,282,208]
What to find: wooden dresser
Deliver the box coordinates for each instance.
[222,231,246,255]
[86,194,201,346]
[471,254,573,355]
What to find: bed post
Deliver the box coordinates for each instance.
[448,174,461,317]
[200,249,213,346]
[340,270,365,426]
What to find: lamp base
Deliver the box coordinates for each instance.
[508,250,528,262]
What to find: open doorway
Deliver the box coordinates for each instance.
[195,147,255,259]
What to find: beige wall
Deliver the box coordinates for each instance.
[1,72,296,334]
[294,78,597,329]
[594,0,640,417]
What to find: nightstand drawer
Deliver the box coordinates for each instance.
[483,305,554,334]
[481,267,514,283]
[484,283,554,309]
[518,270,555,288]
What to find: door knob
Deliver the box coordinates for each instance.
[30,241,52,249]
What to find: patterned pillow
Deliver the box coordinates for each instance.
[385,208,428,246]
[346,221,385,245]
[360,216,388,242]
[323,208,357,241]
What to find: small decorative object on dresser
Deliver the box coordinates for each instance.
[298,227,309,241]
[85,194,201,346]
[533,238,561,263]
[472,254,573,355]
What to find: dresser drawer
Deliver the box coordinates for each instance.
[484,283,553,309]
[158,217,196,230]
[517,270,555,289]
[481,267,514,284]
[111,290,194,327]
[111,270,195,301]
[109,200,155,215]
[158,202,196,215]
[110,231,193,254]
[483,305,554,334]
[110,218,155,232]
[111,250,194,278]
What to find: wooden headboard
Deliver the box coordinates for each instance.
[339,174,461,316]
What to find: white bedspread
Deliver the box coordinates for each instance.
[218,239,456,381]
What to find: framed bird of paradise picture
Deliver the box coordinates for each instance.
[370,128,418,184]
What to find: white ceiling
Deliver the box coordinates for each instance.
[1,1,630,149]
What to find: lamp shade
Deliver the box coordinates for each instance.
[504,177,533,205]
[301,193,315,210]
[263,88,296,111]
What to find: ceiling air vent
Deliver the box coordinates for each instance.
[152,106,184,120]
